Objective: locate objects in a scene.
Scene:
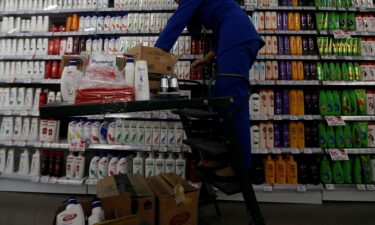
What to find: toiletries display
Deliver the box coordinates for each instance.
[0,61,61,80]
[259,35,316,56]
[252,12,315,31]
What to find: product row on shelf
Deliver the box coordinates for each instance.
[252,11,315,31]
[259,35,316,55]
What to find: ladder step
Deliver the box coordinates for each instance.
[183,138,229,156]
[195,167,241,195]
[172,108,219,119]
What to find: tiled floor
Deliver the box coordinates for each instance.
[0,192,374,225]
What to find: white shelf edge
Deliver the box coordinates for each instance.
[322,81,375,86]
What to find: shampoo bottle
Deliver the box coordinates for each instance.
[327,126,336,148]
[98,154,109,179]
[370,156,375,183]
[344,124,353,148]
[319,91,328,115]
[360,155,372,184]
[176,154,186,179]
[0,148,6,172]
[264,155,275,184]
[75,153,85,179]
[353,156,362,184]
[342,159,353,184]
[286,155,298,184]
[275,155,286,184]
[124,55,135,87]
[66,153,76,178]
[342,90,351,115]
[155,153,165,176]
[134,60,150,101]
[165,153,176,174]
[88,199,105,225]
[352,122,361,148]
[132,152,144,176]
[108,155,119,177]
[332,161,344,184]
[60,59,83,102]
[5,149,14,174]
[56,197,85,225]
[18,149,30,175]
[332,90,342,116]
[145,153,155,177]
[320,156,332,184]
[89,154,100,179]
[30,150,41,177]
[319,122,327,148]
[117,157,128,175]
[335,126,345,148]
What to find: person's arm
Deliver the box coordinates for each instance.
[191,51,216,68]
[155,0,203,52]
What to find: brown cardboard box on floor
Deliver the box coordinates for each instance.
[126,45,175,75]
[97,174,155,225]
[53,194,135,225]
[146,174,198,225]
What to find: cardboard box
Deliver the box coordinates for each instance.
[126,45,175,75]
[146,174,198,225]
[54,194,134,225]
[97,174,155,225]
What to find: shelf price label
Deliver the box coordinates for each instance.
[325,116,346,127]
[332,30,351,39]
[328,149,349,161]
[303,148,313,154]
[325,184,335,191]
[263,185,273,192]
[297,185,307,192]
[357,184,367,191]
[366,185,375,191]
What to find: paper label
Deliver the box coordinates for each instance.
[326,116,346,126]
[263,185,273,192]
[329,149,349,161]
[297,185,307,192]
[325,184,335,190]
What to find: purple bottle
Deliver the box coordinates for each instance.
[304,62,311,80]
[275,90,283,115]
[310,63,317,80]
[282,89,290,115]
[277,12,283,30]
[308,37,315,54]
[282,13,288,30]
[304,124,312,147]
[311,91,319,114]
[307,13,314,30]
[283,36,290,55]
[302,37,309,55]
[301,13,307,30]
[274,123,281,147]
[279,61,287,80]
[311,122,319,147]
[282,123,290,147]
[304,90,312,114]
[278,36,284,55]
[286,61,292,80]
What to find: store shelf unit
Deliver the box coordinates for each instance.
[322,184,375,202]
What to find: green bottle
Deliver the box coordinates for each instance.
[320,156,333,184]
[355,89,366,115]
[352,122,361,148]
[354,63,362,80]
[350,38,358,55]
[356,37,362,55]
[342,63,349,80]
[335,126,345,148]
[358,122,368,147]
[342,159,353,184]
[343,124,353,148]
[348,62,354,80]
[323,62,330,80]
[353,156,362,184]
[323,12,329,30]
[319,91,328,115]
[360,155,372,184]
[332,161,344,184]
[327,126,336,148]
[335,62,342,80]
[317,62,323,80]
[333,90,342,116]
[316,13,324,30]
[329,62,337,80]
[328,12,337,30]
[326,91,335,115]
[342,90,351,115]
[319,122,328,148]
[347,13,356,31]
[317,38,324,55]
[349,90,358,115]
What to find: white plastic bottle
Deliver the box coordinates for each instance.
[66,153,76,178]
[117,157,128,174]
[107,121,116,144]
[165,153,176,174]
[98,155,109,179]
[30,149,41,177]
[0,148,6,172]
[132,152,144,176]
[134,60,150,101]
[89,154,100,179]
[60,59,83,102]
[18,149,30,175]
[145,153,155,177]
[91,121,100,144]
[75,153,85,179]
[124,55,135,88]
[5,148,14,174]
[88,199,105,225]
[155,153,165,176]
[175,154,186,179]
[56,197,85,225]
[108,155,119,177]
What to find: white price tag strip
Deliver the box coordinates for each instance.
[325,184,335,190]
[291,148,300,154]
[272,148,281,154]
[263,185,273,192]
[297,185,307,192]
[366,184,375,191]
[325,116,346,127]
[30,176,40,183]
[329,149,349,161]
[332,30,352,39]
[40,176,49,183]
[303,148,313,154]
[51,143,59,149]
[357,184,367,191]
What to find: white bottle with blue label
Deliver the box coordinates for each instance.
[61,60,83,103]
[56,197,85,225]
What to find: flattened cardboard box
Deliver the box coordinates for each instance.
[53,194,134,225]
[126,45,174,75]
[97,174,155,225]
[146,173,198,225]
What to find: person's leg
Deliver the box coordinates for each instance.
[213,41,259,171]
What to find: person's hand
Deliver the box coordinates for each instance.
[191,59,205,69]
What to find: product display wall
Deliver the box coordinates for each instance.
[0,0,375,203]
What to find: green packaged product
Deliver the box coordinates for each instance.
[342,90,351,115]
[353,156,362,184]
[350,38,357,55]
[342,63,349,81]
[316,13,324,30]
[323,62,330,80]
[355,89,366,115]
[335,126,345,148]
[352,122,361,148]
[317,37,324,55]
[358,122,368,147]
[343,123,353,148]
[336,62,342,80]
[339,12,348,31]
[323,12,329,30]
[332,39,339,55]
[319,91,328,115]
[345,38,352,55]
[317,62,323,80]
[319,122,328,148]
[333,90,342,115]
[329,62,337,80]
[354,63,362,80]
[357,37,362,55]
[327,126,336,148]
[347,13,356,31]
[347,62,354,80]
[329,12,338,30]
[342,159,353,184]
[326,91,335,115]
[349,90,358,115]
[332,161,344,184]
[336,0,342,7]
[360,155,372,184]
[320,156,333,184]
[327,38,333,55]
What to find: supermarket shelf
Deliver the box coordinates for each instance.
[217,184,323,204]
[251,6,317,11]
[327,148,375,154]
[0,141,69,149]
[250,115,322,121]
[319,30,375,36]
[330,115,375,121]
[322,184,375,202]
[250,80,320,86]
[322,81,375,86]
[317,6,339,11]
[89,144,148,151]
[0,79,60,85]
[0,110,39,116]
[256,55,319,60]
[320,55,375,61]
[252,148,323,154]
[0,55,62,60]
[273,30,318,35]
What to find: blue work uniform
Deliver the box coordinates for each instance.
[155,0,264,169]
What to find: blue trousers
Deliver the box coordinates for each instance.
[213,41,260,169]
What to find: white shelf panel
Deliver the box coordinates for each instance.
[336,116,375,121]
[0,110,39,116]
[256,55,319,60]
[0,79,60,84]
[0,141,69,149]
[323,184,375,202]
[327,148,375,154]
[250,115,322,121]
[273,30,318,35]
[252,6,316,11]
[89,144,147,151]
[0,55,62,60]
[320,55,375,61]
[322,81,375,86]
[252,148,323,154]
[250,80,320,86]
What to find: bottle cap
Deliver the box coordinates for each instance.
[68,60,78,66]
[67,197,77,205]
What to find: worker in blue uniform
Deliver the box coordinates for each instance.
[155,0,264,177]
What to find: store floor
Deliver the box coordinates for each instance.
[0,192,374,225]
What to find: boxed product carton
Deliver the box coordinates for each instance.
[146,174,198,225]
[97,174,155,225]
[126,45,175,75]
[53,194,137,225]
